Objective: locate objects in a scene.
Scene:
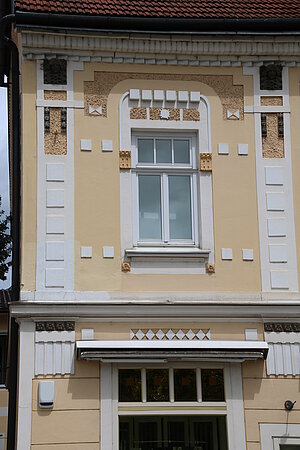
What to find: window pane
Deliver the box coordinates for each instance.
[156,139,172,163]
[201,369,225,402]
[169,176,192,240]
[174,139,190,163]
[138,139,154,163]
[139,175,162,240]
[174,369,197,401]
[280,446,300,450]
[119,369,142,402]
[146,369,169,402]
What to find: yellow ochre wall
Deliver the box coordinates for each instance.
[73,63,260,292]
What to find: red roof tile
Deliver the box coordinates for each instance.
[14,0,300,19]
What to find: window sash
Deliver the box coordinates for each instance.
[136,173,196,245]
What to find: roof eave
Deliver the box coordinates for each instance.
[15,11,300,35]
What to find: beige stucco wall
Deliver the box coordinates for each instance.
[72,63,260,292]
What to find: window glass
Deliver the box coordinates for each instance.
[201,369,225,402]
[280,447,300,450]
[156,139,172,163]
[174,139,190,164]
[139,175,162,240]
[169,176,192,240]
[174,369,197,401]
[119,369,142,402]
[0,335,7,385]
[146,369,169,402]
[138,138,154,163]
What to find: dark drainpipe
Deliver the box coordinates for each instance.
[0,13,21,450]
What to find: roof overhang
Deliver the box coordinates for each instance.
[76,340,268,363]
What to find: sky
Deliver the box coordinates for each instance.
[0,86,11,289]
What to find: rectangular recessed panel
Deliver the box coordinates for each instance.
[266,192,285,211]
[267,218,286,237]
[265,167,283,185]
[270,271,289,289]
[46,189,64,208]
[45,268,64,288]
[269,244,287,263]
[46,216,64,234]
[46,242,64,261]
[46,163,64,181]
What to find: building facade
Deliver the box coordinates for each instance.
[3,1,300,449]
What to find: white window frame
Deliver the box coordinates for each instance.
[261,424,300,450]
[100,361,246,450]
[132,132,199,247]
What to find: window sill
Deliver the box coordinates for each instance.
[125,247,210,260]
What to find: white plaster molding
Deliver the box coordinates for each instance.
[222,248,232,260]
[16,321,34,450]
[21,32,300,67]
[242,249,254,261]
[36,99,84,108]
[261,423,300,450]
[218,143,229,155]
[81,246,92,258]
[246,66,298,292]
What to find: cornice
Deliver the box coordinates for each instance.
[10,300,300,321]
[21,31,300,66]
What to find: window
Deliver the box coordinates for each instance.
[132,134,199,247]
[118,366,228,450]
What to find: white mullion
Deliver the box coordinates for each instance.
[191,173,198,246]
[171,138,175,165]
[133,172,139,245]
[142,368,147,402]
[162,174,169,242]
[196,368,202,402]
[169,368,174,402]
[153,138,157,164]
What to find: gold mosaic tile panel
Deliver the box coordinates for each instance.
[44,108,67,155]
[84,72,244,120]
[261,96,283,107]
[262,113,284,158]
[149,108,180,121]
[182,108,200,121]
[130,107,147,120]
[44,90,67,101]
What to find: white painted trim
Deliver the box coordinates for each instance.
[225,363,246,450]
[16,321,35,450]
[261,423,300,450]
[100,363,114,450]
[36,99,84,108]
[125,247,209,258]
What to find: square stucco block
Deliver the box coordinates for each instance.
[266,192,285,211]
[46,242,64,261]
[178,91,189,102]
[190,91,201,102]
[129,89,140,100]
[221,248,232,260]
[80,139,92,151]
[270,271,289,289]
[269,244,287,263]
[142,90,152,101]
[102,246,114,258]
[267,218,286,237]
[238,144,248,155]
[245,329,258,341]
[81,246,92,258]
[265,167,284,185]
[154,90,164,101]
[102,140,113,152]
[46,163,64,182]
[218,143,229,155]
[243,249,254,261]
[166,90,177,101]
[46,189,64,208]
[81,328,94,340]
[46,216,64,234]
[45,268,64,288]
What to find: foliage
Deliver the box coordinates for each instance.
[0,196,11,281]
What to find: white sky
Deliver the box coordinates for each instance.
[0,86,11,288]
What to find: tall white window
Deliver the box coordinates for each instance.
[132,134,199,247]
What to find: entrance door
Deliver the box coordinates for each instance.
[119,415,228,450]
